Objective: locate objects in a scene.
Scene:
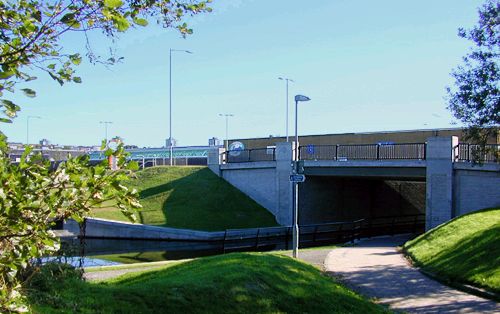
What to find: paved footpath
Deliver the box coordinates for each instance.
[324,234,499,314]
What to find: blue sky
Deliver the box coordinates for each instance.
[3,0,485,147]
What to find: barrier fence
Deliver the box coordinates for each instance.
[223,148,276,163]
[455,143,499,163]
[222,214,425,253]
[299,143,426,161]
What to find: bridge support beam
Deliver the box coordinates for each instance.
[208,147,225,176]
[425,136,458,230]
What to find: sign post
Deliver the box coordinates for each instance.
[290,174,306,183]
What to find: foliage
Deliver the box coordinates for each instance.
[447,0,499,147]
[28,253,390,313]
[0,143,141,312]
[92,166,278,231]
[0,1,212,311]
[403,208,500,294]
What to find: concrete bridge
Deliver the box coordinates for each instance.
[208,137,500,231]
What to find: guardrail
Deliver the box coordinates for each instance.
[223,148,276,163]
[455,143,499,163]
[299,143,426,161]
[221,214,424,253]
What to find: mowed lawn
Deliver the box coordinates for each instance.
[28,253,389,314]
[403,208,500,293]
[92,166,278,231]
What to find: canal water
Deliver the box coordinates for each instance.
[58,235,301,266]
[58,238,288,267]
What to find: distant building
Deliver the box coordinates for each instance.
[208,137,223,146]
[165,138,177,148]
[39,139,50,147]
[228,127,500,150]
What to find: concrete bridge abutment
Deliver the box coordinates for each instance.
[425,136,458,230]
[210,137,499,231]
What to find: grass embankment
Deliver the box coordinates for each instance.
[29,253,388,313]
[93,166,278,231]
[403,208,500,294]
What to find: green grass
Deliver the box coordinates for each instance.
[29,253,389,314]
[92,166,278,231]
[403,208,500,293]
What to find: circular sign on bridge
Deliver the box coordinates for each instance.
[228,141,245,156]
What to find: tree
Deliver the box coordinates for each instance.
[447,0,499,148]
[0,1,211,311]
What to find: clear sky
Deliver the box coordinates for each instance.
[3,0,485,147]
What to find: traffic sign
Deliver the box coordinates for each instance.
[290,174,306,183]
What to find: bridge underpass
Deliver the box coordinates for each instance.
[298,176,425,226]
[299,163,426,225]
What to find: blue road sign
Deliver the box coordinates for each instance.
[307,144,315,154]
[290,174,306,183]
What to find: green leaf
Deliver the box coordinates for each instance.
[48,72,64,86]
[0,70,15,79]
[72,77,82,83]
[21,88,36,98]
[60,13,81,29]
[133,18,148,27]
[69,54,82,65]
[60,13,75,24]
[104,0,123,9]
[113,16,130,32]
[0,117,12,123]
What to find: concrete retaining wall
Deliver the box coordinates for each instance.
[221,164,277,217]
[64,218,225,241]
[453,163,500,217]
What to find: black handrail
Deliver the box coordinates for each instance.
[222,215,424,253]
[299,143,426,161]
[224,148,276,163]
[455,143,499,163]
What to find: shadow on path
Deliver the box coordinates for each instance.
[325,235,499,314]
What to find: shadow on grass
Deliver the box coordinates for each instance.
[404,209,500,293]
[404,208,499,250]
[28,253,388,314]
[411,224,500,293]
[137,167,277,231]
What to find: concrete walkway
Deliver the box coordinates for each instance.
[324,234,499,314]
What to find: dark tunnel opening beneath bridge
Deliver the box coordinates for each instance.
[298,176,426,227]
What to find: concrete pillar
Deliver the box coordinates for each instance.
[425,136,458,230]
[207,147,224,176]
[275,142,294,225]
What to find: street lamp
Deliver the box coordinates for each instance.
[219,113,234,151]
[293,94,311,259]
[26,115,41,146]
[278,77,294,142]
[99,121,113,146]
[169,48,193,166]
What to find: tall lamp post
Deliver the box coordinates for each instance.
[26,115,41,146]
[293,94,311,258]
[219,113,234,151]
[278,77,294,142]
[169,48,192,166]
[99,121,113,146]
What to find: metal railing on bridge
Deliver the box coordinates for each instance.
[223,148,276,163]
[455,143,499,163]
[299,143,426,161]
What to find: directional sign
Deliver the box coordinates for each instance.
[290,174,306,183]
